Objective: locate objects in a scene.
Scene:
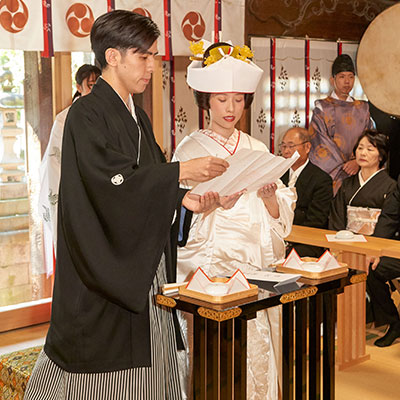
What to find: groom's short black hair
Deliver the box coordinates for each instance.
[91,10,160,70]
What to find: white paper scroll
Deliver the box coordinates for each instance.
[191,149,299,196]
[244,270,300,284]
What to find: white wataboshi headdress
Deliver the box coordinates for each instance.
[186,40,263,94]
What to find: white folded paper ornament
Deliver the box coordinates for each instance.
[186,267,251,295]
[283,249,341,272]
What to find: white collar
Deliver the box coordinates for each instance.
[331,91,353,102]
[290,159,309,180]
[358,168,383,187]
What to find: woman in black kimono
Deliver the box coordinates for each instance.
[329,130,396,233]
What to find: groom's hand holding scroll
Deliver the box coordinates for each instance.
[179,156,229,182]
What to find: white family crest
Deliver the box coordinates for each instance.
[111,174,124,185]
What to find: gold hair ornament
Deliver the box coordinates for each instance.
[189,41,254,65]
[189,41,205,61]
[204,45,254,66]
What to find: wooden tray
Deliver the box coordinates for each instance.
[275,257,348,280]
[179,277,258,304]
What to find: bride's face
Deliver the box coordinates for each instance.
[209,93,245,137]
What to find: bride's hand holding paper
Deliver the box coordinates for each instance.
[219,189,246,209]
[257,183,277,199]
[183,188,246,215]
[257,183,279,218]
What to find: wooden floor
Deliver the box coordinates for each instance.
[1,323,399,398]
[336,326,400,400]
[0,323,48,355]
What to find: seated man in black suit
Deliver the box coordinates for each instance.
[367,176,400,347]
[280,127,333,257]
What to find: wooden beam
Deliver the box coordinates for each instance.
[0,298,51,333]
[24,52,53,158]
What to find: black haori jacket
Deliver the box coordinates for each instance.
[45,78,185,373]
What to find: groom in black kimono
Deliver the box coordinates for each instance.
[25,10,228,399]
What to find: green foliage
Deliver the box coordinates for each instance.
[0,50,24,95]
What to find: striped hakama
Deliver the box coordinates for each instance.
[24,255,182,400]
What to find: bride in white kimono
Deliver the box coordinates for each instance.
[174,41,296,400]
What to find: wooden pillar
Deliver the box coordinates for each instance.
[24,52,53,159]
[52,52,72,117]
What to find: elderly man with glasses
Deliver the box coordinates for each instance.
[280,127,333,257]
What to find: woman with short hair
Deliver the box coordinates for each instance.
[329,129,396,234]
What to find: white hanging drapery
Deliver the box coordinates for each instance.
[0,0,245,56]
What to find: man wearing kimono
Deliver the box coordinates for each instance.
[24,10,228,399]
[309,54,373,194]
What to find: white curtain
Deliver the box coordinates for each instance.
[52,1,108,52]
[309,40,337,111]
[274,38,307,152]
[115,0,166,56]
[1,1,245,56]
[173,57,199,146]
[0,0,44,51]
[170,0,214,55]
[250,37,366,154]
[221,0,245,46]
[250,37,271,146]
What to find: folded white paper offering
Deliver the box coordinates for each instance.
[283,249,341,272]
[191,149,300,197]
[243,270,301,285]
[325,234,367,242]
[186,268,251,296]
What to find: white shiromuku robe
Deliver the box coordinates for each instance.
[173,129,296,400]
[38,106,70,276]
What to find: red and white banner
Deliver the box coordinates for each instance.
[0,0,43,50]
[309,40,336,113]
[1,0,244,54]
[171,0,214,55]
[52,1,107,52]
[174,56,198,146]
[115,0,165,56]
[249,37,271,147]
[251,37,366,153]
